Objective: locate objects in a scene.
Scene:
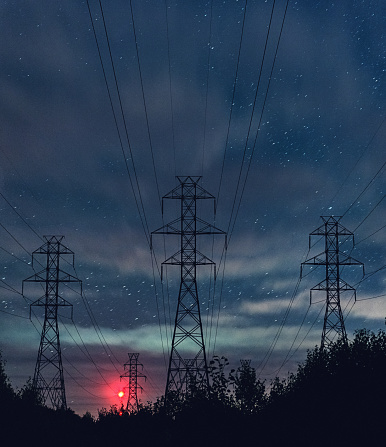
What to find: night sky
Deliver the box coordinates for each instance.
[0,0,385,416]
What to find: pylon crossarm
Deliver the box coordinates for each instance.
[23,269,81,284]
[302,251,327,266]
[303,251,363,269]
[162,178,215,201]
[152,217,182,235]
[195,217,227,235]
[152,217,226,237]
[162,251,183,266]
[30,295,73,307]
[338,253,364,267]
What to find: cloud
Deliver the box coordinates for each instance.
[349,296,386,322]
[240,292,309,316]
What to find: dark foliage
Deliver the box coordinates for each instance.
[260,329,386,445]
[1,330,386,446]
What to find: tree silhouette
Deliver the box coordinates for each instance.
[232,359,266,413]
[0,351,14,404]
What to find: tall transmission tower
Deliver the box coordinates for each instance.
[301,216,364,349]
[120,353,146,412]
[152,176,226,399]
[22,236,82,410]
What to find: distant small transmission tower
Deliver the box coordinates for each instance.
[120,353,146,412]
[301,216,364,349]
[152,176,226,399]
[23,236,81,410]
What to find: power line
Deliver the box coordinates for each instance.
[86,0,151,247]
[63,366,106,400]
[0,222,32,258]
[225,0,277,235]
[257,273,302,377]
[330,116,386,205]
[0,279,22,295]
[150,248,169,372]
[129,0,162,209]
[164,0,177,178]
[356,223,386,244]
[0,308,29,319]
[228,0,289,243]
[342,159,386,218]
[0,191,43,242]
[276,304,324,375]
[89,1,168,365]
[210,246,228,357]
[211,0,287,356]
[216,0,248,204]
[201,0,214,176]
[357,293,386,302]
[0,244,30,264]
[353,194,385,232]
[275,304,311,374]
[129,0,171,371]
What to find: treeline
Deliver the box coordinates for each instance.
[1,329,386,446]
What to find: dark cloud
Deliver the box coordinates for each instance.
[0,0,385,415]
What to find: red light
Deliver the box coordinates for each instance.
[118,390,125,398]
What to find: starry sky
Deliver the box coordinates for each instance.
[0,0,385,416]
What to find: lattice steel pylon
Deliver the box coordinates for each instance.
[120,353,146,411]
[22,236,82,410]
[152,176,226,399]
[301,216,364,349]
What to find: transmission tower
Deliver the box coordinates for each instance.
[22,235,82,410]
[120,353,146,411]
[152,176,226,399]
[301,216,364,349]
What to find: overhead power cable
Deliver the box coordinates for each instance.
[357,293,386,302]
[228,0,289,243]
[64,366,106,400]
[216,0,248,204]
[87,0,169,373]
[353,194,385,233]
[25,296,117,394]
[0,222,32,258]
[213,2,290,356]
[0,244,30,264]
[201,0,214,176]
[356,223,386,244]
[330,115,386,205]
[0,308,29,319]
[212,0,281,353]
[342,159,386,219]
[129,0,162,209]
[129,0,171,368]
[276,304,324,375]
[257,272,302,377]
[164,0,177,178]
[86,0,151,246]
[0,279,22,296]
[0,191,43,242]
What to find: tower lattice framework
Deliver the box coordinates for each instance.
[301,216,364,349]
[152,176,226,398]
[23,235,82,410]
[120,353,146,411]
